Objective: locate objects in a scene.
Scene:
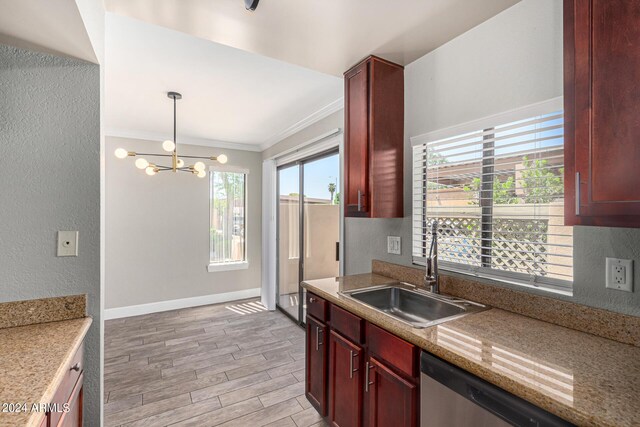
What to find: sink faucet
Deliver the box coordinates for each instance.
[425,221,439,294]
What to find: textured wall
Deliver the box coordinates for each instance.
[0,45,101,425]
[573,227,640,316]
[345,217,413,274]
[105,137,262,309]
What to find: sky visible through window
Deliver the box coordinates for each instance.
[279,154,340,201]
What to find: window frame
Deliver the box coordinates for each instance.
[411,97,573,293]
[208,166,249,273]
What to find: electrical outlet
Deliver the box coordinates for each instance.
[387,236,401,255]
[57,231,79,257]
[605,257,633,292]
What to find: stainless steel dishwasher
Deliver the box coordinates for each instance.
[420,352,574,427]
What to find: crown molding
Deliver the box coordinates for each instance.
[259,97,344,151]
[106,128,263,152]
[107,96,345,154]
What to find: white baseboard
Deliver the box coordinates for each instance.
[104,288,261,320]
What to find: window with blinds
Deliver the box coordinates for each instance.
[412,109,573,290]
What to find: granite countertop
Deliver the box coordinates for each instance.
[302,274,640,427]
[0,317,92,427]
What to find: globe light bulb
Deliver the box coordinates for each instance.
[176,158,185,168]
[115,148,129,159]
[193,161,205,172]
[217,154,228,164]
[197,170,207,178]
[162,140,175,152]
[145,166,157,176]
[135,158,149,170]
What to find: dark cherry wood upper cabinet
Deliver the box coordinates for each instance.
[306,315,328,416]
[344,55,404,218]
[366,357,418,427]
[329,330,364,427]
[564,0,640,227]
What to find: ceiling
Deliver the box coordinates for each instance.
[105,13,343,150]
[105,0,520,150]
[0,0,97,63]
[105,0,519,76]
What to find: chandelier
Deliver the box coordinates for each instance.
[114,91,228,177]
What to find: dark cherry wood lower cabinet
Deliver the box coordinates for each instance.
[305,293,419,427]
[40,342,85,427]
[366,357,418,427]
[57,372,83,427]
[306,315,328,415]
[329,330,364,427]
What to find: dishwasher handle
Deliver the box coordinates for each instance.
[467,384,540,427]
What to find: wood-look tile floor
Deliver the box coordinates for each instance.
[104,299,326,427]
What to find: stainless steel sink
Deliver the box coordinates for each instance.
[340,284,488,328]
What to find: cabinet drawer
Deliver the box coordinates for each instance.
[50,343,84,427]
[330,304,364,344]
[366,323,418,379]
[307,293,328,322]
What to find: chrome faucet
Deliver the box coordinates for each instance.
[425,221,439,294]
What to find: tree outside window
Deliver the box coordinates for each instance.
[210,171,246,264]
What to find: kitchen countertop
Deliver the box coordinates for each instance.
[0,317,92,427]
[302,274,640,427]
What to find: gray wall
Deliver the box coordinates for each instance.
[343,0,640,317]
[105,137,263,310]
[0,45,101,424]
[573,227,640,316]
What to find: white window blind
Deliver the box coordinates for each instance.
[412,108,573,290]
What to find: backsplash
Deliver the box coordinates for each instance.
[0,295,86,329]
[371,260,640,346]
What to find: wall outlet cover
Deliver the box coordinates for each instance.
[605,257,633,292]
[57,231,79,257]
[387,236,401,255]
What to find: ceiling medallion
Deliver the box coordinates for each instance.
[114,91,228,178]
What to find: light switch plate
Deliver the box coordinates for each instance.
[605,257,633,292]
[57,231,78,257]
[387,236,401,255]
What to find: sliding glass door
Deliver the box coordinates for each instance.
[277,164,301,320]
[277,151,340,323]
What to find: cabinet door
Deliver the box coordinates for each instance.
[344,60,370,217]
[38,414,49,427]
[565,0,640,227]
[366,357,417,427]
[58,372,83,427]
[306,315,328,415]
[329,330,364,427]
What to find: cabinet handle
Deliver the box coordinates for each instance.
[349,351,359,379]
[309,297,316,303]
[365,361,374,392]
[357,190,362,211]
[316,327,323,351]
[575,172,580,216]
[70,363,80,372]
